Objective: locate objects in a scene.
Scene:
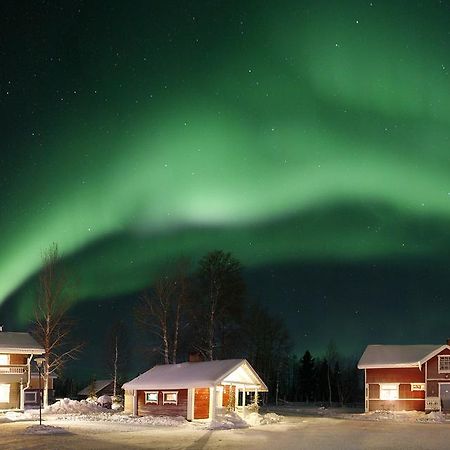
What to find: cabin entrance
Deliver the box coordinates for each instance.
[440,384,450,412]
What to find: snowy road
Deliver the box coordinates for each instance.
[1,415,450,450]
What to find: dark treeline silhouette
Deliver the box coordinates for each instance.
[288,349,363,406]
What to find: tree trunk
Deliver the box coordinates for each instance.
[172,301,180,364]
[327,363,332,407]
[113,336,118,397]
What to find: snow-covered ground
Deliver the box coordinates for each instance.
[1,401,450,449]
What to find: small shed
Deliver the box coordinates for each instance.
[78,379,114,399]
[358,341,450,412]
[122,359,267,420]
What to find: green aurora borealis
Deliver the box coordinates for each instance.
[1,1,449,359]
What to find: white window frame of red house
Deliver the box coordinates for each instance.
[379,383,399,400]
[144,391,159,404]
[438,356,450,373]
[162,391,178,405]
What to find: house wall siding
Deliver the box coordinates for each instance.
[194,388,210,419]
[137,389,188,418]
[366,368,426,412]
[366,368,424,383]
[9,354,27,365]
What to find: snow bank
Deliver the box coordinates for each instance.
[353,410,450,424]
[208,412,248,430]
[208,411,283,429]
[4,411,35,421]
[55,412,186,426]
[24,424,68,435]
[45,398,107,414]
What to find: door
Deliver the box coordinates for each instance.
[439,384,450,412]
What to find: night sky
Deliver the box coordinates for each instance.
[1,1,449,377]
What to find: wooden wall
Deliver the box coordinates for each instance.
[194,388,210,419]
[137,389,188,418]
[29,376,54,389]
[124,391,134,413]
[366,368,424,383]
[9,354,27,365]
[222,385,235,409]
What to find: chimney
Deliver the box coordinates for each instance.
[447,338,450,346]
[0,325,3,332]
[188,352,203,363]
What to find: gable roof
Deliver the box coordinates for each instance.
[122,359,268,391]
[358,344,443,369]
[78,379,113,396]
[0,332,45,354]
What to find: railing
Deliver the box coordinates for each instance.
[0,365,27,374]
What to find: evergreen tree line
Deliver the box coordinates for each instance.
[288,349,363,406]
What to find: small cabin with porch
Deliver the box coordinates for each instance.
[358,341,450,413]
[122,358,267,420]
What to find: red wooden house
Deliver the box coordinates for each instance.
[358,341,450,412]
[122,358,267,420]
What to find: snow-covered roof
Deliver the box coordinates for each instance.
[123,359,268,391]
[78,379,113,396]
[358,344,443,369]
[0,332,44,354]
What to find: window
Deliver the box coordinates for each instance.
[145,391,158,404]
[25,391,37,403]
[379,384,398,400]
[0,384,10,403]
[162,391,178,405]
[439,356,450,373]
[0,354,9,365]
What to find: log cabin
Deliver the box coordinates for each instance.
[0,330,49,410]
[122,358,268,420]
[358,340,450,413]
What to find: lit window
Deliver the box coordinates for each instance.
[379,384,398,400]
[0,384,10,403]
[145,391,158,404]
[439,356,450,373]
[162,391,178,405]
[0,355,9,365]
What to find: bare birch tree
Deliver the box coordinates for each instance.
[32,243,82,407]
[105,321,128,397]
[136,259,191,364]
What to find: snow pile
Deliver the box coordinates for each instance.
[208,411,249,430]
[354,410,450,424]
[24,424,68,435]
[44,398,106,414]
[417,411,448,423]
[243,412,283,426]
[4,411,35,421]
[97,395,112,407]
[55,412,186,426]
